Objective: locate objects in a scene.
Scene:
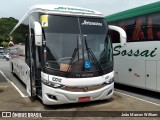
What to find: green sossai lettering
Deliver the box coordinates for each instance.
[113,45,121,56]
[113,45,157,57]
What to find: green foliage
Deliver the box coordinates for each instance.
[1,41,8,47]
[11,23,28,44]
[0,17,18,45]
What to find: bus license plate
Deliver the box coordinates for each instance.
[78,96,90,102]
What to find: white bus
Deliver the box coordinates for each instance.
[9,5,126,105]
[106,1,160,93]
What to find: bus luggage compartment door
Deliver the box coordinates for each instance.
[146,61,157,91]
[117,59,145,88]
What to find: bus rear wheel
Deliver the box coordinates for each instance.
[11,63,15,76]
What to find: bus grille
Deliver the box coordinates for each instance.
[61,83,106,92]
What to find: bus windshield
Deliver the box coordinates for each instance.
[43,15,113,74]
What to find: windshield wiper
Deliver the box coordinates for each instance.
[66,36,104,76]
[84,36,104,75]
[66,37,79,77]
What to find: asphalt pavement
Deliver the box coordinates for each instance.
[0,72,7,83]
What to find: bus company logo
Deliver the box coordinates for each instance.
[113,45,157,57]
[82,20,102,26]
[52,77,62,83]
[83,87,88,92]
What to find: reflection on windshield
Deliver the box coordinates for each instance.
[43,15,113,74]
[45,33,79,70]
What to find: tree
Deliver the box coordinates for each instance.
[0,17,18,46]
[1,41,8,47]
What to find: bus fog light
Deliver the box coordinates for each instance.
[107,89,113,95]
[48,94,58,101]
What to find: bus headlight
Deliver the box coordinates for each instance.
[48,81,64,88]
[105,78,114,84]
[42,78,64,88]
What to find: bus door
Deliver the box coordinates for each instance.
[25,33,42,98]
[25,34,33,97]
[30,34,42,98]
[29,21,43,98]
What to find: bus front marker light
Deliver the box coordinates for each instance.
[48,81,65,88]
[42,78,48,84]
[105,78,114,84]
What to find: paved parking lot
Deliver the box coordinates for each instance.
[0,71,6,83]
[0,59,160,120]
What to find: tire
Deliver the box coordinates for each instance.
[11,63,15,76]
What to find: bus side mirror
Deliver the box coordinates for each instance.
[108,25,127,46]
[34,22,42,46]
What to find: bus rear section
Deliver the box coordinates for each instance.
[9,5,126,105]
[106,1,160,93]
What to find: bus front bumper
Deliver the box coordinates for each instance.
[41,82,114,105]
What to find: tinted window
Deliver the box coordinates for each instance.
[45,15,79,34]
[132,16,146,41]
[109,30,120,43]
[147,13,160,40]
[109,17,147,42]
[79,18,107,34]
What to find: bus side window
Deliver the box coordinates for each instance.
[109,30,120,43]
[147,13,160,40]
[117,18,134,42]
[147,16,153,40]
[25,34,30,66]
[156,32,160,39]
[117,21,126,31]
[132,17,145,41]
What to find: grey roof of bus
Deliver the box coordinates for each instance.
[105,1,160,22]
[10,4,103,36]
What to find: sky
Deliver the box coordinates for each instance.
[0,0,159,20]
